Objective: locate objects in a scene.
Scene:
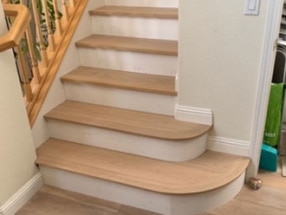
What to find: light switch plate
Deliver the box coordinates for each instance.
[244,0,260,15]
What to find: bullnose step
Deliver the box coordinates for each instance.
[36,138,250,194]
[89,6,178,19]
[44,101,211,140]
[75,34,178,56]
[61,66,177,95]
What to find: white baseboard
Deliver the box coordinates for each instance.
[0,173,43,215]
[208,136,251,157]
[175,104,213,125]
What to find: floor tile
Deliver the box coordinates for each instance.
[117,205,162,215]
[210,199,286,215]
[40,185,120,213]
[196,213,215,215]
[258,169,286,191]
[238,186,286,210]
[15,192,116,215]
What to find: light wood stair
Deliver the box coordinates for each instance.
[44,100,210,140]
[36,2,251,215]
[104,0,179,8]
[37,138,250,195]
[75,34,178,56]
[89,6,178,19]
[61,66,177,95]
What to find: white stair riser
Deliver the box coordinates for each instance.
[92,16,178,40]
[78,48,177,76]
[40,167,245,215]
[62,82,175,115]
[46,120,208,162]
[104,0,179,8]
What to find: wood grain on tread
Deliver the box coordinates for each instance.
[75,35,178,56]
[36,139,250,194]
[89,6,178,19]
[61,66,177,95]
[44,101,211,140]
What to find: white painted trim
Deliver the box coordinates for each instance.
[175,104,213,125]
[248,0,284,177]
[208,136,251,157]
[0,173,43,215]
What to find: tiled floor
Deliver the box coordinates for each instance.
[16,169,286,215]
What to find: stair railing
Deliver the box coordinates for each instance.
[1,0,86,126]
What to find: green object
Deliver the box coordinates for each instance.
[263,83,285,147]
[259,144,278,172]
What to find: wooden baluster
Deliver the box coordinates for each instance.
[17,45,33,102]
[62,0,69,21]
[52,0,62,36]
[43,0,55,51]
[31,0,48,67]
[16,0,40,85]
[69,0,76,8]
[25,26,41,84]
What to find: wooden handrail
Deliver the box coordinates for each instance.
[1,0,87,126]
[0,4,31,52]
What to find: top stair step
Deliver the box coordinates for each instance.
[75,35,178,56]
[89,6,178,19]
[45,101,211,140]
[104,0,178,8]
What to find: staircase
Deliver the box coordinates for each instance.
[36,1,250,215]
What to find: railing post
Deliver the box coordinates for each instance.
[17,45,33,102]
[25,26,41,84]
[69,0,76,8]
[61,0,69,21]
[31,0,48,67]
[52,0,62,36]
[43,0,55,51]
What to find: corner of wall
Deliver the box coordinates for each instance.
[175,104,213,125]
[175,104,251,157]
[0,173,43,215]
[208,136,251,157]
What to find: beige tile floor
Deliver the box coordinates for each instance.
[16,169,286,215]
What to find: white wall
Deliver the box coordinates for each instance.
[178,0,270,142]
[0,25,38,208]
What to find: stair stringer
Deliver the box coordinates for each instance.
[41,166,245,215]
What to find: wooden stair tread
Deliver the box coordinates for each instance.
[61,66,177,95]
[36,138,250,194]
[44,100,211,140]
[75,34,178,56]
[89,6,178,19]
